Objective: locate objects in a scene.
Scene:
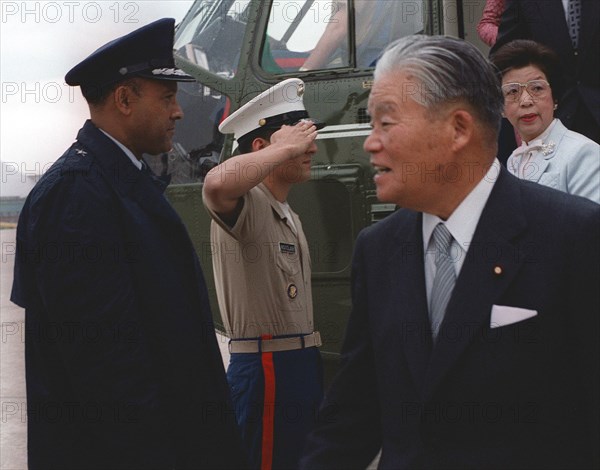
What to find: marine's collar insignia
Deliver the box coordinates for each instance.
[76,149,88,156]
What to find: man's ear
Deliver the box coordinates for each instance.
[449,109,474,152]
[251,137,270,152]
[113,85,135,116]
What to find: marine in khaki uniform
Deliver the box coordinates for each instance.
[202,78,325,470]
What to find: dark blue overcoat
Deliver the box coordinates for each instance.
[12,120,246,469]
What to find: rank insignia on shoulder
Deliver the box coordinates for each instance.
[279,242,296,255]
[287,284,298,299]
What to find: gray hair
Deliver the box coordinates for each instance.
[375,35,503,136]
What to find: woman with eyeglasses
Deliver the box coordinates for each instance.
[491,39,599,204]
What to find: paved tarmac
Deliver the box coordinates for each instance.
[1,229,27,470]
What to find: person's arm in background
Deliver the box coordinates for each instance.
[477,0,505,47]
[301,1,348,70]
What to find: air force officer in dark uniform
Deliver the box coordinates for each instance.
[11,19,246,469]
[300,35,599,469]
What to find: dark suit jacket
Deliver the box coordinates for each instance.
[300,169,599,469]
[492,0,600,142]
[12,121,247,469]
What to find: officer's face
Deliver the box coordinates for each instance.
[129,79,183,156]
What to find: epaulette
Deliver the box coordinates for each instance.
[61,142,95,173]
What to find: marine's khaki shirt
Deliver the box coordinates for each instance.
[204,183,313,339]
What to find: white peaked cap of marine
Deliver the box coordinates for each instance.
[218,78,324,142]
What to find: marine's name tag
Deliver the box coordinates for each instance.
[279,242,296,255]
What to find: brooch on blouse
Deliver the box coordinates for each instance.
[540,141,556,156]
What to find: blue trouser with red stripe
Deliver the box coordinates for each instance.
[227,346,323,470]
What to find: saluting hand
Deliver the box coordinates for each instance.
[270,120,318,159]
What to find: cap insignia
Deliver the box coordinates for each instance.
[151,68,189,77]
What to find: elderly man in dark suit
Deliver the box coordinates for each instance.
[11,19,246,469]
[492,0,600,143]
[300,35,599,469]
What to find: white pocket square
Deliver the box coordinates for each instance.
[490,305,537,328]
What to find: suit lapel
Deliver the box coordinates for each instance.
[580,0,599,48]
[130,164,182,227]
[536,0,571,46]
[422,170,528,401]
[527,121,566,182]
[389,211,432,394]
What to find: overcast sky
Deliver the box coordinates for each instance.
[1,1,194,196]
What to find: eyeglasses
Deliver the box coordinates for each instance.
[501,79,551,102]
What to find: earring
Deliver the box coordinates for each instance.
[553,104,558,110]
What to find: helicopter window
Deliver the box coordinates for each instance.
[354,0,424,68]
[262,1,347,73]
[261,0,425,73]
[174,0,252,78]
[146,82,228,185]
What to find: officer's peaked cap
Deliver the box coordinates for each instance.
[219,78,325,142]
[65,18,194,90]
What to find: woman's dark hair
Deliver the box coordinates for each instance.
[490,39,564,101]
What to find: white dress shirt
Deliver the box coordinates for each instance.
[422,160,500,304]
[562,0,571,22]
[100,129,143,170]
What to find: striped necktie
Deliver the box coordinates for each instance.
[429,223,456,340]
[568,0,582,49]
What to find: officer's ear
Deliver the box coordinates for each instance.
[113,86,133,115]
[113,79,142,115]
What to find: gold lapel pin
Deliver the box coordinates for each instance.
[493,266,503,276]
